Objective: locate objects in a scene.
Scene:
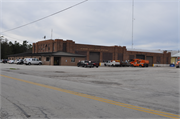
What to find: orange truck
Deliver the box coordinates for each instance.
[130,59,149,67]
[176,61,180,68]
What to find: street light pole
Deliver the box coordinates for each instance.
[132,0,134,49]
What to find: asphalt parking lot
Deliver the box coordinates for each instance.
[1,63,180,118]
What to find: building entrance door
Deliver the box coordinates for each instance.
[146,56,153,66]
[54,57,60,65]
[89,52,100,62]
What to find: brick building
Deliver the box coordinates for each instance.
[8,39,171,66]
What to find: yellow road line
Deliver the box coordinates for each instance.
[1,74,180,119]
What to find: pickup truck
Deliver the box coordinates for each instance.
[130,59,149,67]
[104,60,120,67]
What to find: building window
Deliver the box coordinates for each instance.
[39,58,41,61]
[46,57,50,61]
[166,57,169,64]
[63,43,67,52]
[102,52,112,62]
[71,58,75,62]
[53,43,54,51]
[156,56,161,64]
[129,55,134,61]
[118,53,123,61]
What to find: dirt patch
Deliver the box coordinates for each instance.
[90,81,122,86]
[2,70,10,72]
[54,71,65,73]
[50,75,88,78]
[0,110,9,119]
[18,72,27,74]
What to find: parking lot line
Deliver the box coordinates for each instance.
[1,74,180,119]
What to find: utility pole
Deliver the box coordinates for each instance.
[132,0,134,49]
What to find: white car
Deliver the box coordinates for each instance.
[24,58,42,65]
[8,60,14,64]
[14,59,20,64]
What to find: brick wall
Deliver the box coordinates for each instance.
[61,57,85,66]
[74,44,126,62]
[31,39,171,64]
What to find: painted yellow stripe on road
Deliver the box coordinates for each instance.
[1,74,179,119]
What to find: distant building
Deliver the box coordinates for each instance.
[8,39,171,66]
[171,53,180,64]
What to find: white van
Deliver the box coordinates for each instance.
[24,58,42,65]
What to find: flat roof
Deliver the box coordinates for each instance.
[171,53,180,57]
[127,48,164,53]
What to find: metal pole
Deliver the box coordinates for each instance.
[178,0,180,53]
[132,0,134,49]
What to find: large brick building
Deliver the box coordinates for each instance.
[8,39,171,66]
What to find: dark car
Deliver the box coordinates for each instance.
[17,59,24,64]
[120,61,131,67]
[77,60,93,68]
[91,61,99,68]
[2,59,8,63]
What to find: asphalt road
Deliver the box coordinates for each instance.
[0,63,180,119]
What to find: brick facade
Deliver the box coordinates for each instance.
[8,55,85,66]
[32,39,171,65]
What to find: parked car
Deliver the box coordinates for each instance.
[14,59,21,64]
[120,60,131,67]
[91,61,99,68]
[77,60,93,68]
[2,59,8,63]
[0,60,2,63]
[176,61,180,68]
[17,59,24,64]
[8,60,14,64]
[24,58,42,65]
[104,60,121,67]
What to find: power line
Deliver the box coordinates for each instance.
[0,0,88,34]
[1,34,28,42]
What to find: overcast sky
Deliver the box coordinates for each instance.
[0,0,179,50]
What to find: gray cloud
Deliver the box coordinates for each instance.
[1,0,179,50]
